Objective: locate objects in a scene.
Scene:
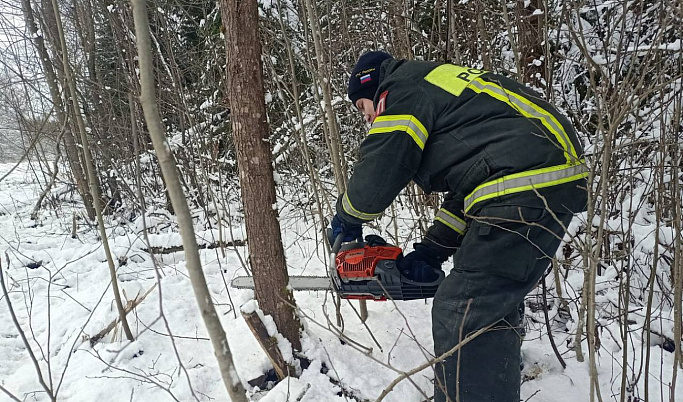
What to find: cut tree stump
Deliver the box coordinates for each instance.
[241,310,296,380]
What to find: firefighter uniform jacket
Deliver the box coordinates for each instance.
[336,59,588,259]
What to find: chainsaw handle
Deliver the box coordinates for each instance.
[399,266,446,287]
[331,233,344,254]
[327,230,365,254]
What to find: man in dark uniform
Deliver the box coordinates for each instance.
[329,51,587,402]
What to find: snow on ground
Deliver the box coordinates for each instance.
[0,162,681,402]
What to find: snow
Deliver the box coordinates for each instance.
[257,377,310,402]
[224,316,272,382]
[1,161,681,402]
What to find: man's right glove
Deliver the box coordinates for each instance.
[397,243,445,283]
[328,214,363,246]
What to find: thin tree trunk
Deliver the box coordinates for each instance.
[301,0,347,194]
[476,1,492,69]
[390,0,412,60]
[220,0,303,352]
[131,1,247,399]
[20,0,95,220]
[275,0,333,231]
[672,125,683,402]
[49,0,133,342]
[516,0,547,87]
[301,0,367,320]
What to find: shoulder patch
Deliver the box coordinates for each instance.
[376,91,388,116]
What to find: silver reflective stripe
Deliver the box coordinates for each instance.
[342,193,382,221]
[435,209,467,235]
[469,79,578,163]
[464,163,589,212]
[369,116,429,149]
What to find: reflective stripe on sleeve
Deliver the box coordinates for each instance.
[468,78,579,164]
[369,115,429,150]
[341,192,383,221]
[434,209,467,235]
[464,162,589,213]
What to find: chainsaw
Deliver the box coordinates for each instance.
[230,233,444,301]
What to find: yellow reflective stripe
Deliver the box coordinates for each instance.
[435,209,467,235]
[424,65,487,96]
[468,78,579,164]
[342,192,382,221]
[369,115,429,150]
[464,162,589,213]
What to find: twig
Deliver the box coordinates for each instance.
[524,389,541,401]
[344,298,383,352]
[242,310,295,380]
[541,278,567,369]
[88,283,157,346]
[0,384,21,402]
[88,349,181,402]
[1,253,56,401]
[375,320,493,401]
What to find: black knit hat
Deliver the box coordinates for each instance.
[348,51,393,105]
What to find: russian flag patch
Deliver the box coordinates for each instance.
[360,74,371,84]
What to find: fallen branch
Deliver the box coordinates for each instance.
[242,310,296,380]
[88,283,157,346]
[143,240,245,255]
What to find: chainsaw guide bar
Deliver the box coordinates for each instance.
[231,275,332,291]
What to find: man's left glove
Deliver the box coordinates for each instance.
[328,214,363,246]
[397,243,445,283]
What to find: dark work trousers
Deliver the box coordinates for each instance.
[432,204,573,402]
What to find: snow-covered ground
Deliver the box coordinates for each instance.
[0,162,681,402]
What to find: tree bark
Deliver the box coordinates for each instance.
[220,0,302,352]
[131,1,248,399]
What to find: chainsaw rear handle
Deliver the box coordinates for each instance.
[399,267,445,288]
[331,231,343,254]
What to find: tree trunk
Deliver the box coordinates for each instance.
[49,0,133,341]
[390,0,412,60]
[131,1,248,399]
[21,0,96,220]
[302,0,347,194]
[516,0,547,87]
[220,0,302,352]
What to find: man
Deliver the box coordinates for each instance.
[329,51,587,401]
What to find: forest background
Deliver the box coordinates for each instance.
[0,0,681,401]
